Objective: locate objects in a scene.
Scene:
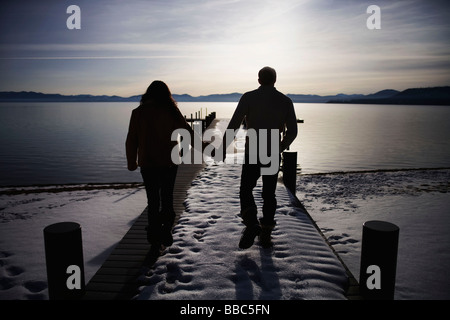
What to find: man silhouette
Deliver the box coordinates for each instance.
[222,66,298,249]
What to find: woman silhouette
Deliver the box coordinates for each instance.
[126,81,203,255]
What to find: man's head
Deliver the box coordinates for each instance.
[258,66,277,86]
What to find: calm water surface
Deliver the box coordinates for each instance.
[1,102,449,186]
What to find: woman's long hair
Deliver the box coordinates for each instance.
[140,80,179,114]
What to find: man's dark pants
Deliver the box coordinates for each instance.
[239,158,279,227]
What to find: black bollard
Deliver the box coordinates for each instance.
[43,222,85,300]
[359,220,399,300]
[282,151,297,194]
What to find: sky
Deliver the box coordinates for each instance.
[0,0,449,97]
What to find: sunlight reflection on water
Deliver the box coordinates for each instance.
[1,102,449,185]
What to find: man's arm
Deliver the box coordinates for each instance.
[280,101,298,152]
[217,95,248,161]
[227,95,248,131]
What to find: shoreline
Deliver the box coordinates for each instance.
[2,166,450,190]
[299,166,450,176]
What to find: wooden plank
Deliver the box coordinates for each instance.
[90,267,141,276]
[83,282,139,294]
[106,248,149,255]
[86,274,139,284]
[117,238,148,245]
[114,243,150,250]
[83,291,126,300]
[97,260,144,269]
[103,254,147,262]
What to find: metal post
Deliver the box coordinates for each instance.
[282,151,297,194]
[44,222,85,300]
[359,220,399,300]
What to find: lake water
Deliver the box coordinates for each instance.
[1,102,449,186]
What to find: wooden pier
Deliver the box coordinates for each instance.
[82,117,361,300]
[185,111,217,132]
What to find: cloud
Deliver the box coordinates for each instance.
[0,0,449,95]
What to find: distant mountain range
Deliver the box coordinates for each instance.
[1,86,449,105]
[327,86,450,106]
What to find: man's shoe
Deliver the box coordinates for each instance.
[239,224,261,249]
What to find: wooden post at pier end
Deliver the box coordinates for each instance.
[359,220,399,300]
[282,151,297,194]
[43,222,85,300]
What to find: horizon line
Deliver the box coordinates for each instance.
[2,85,450,98]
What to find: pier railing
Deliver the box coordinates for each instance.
[185,110,217,132]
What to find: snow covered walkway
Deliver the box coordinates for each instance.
[135,160,350,300]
